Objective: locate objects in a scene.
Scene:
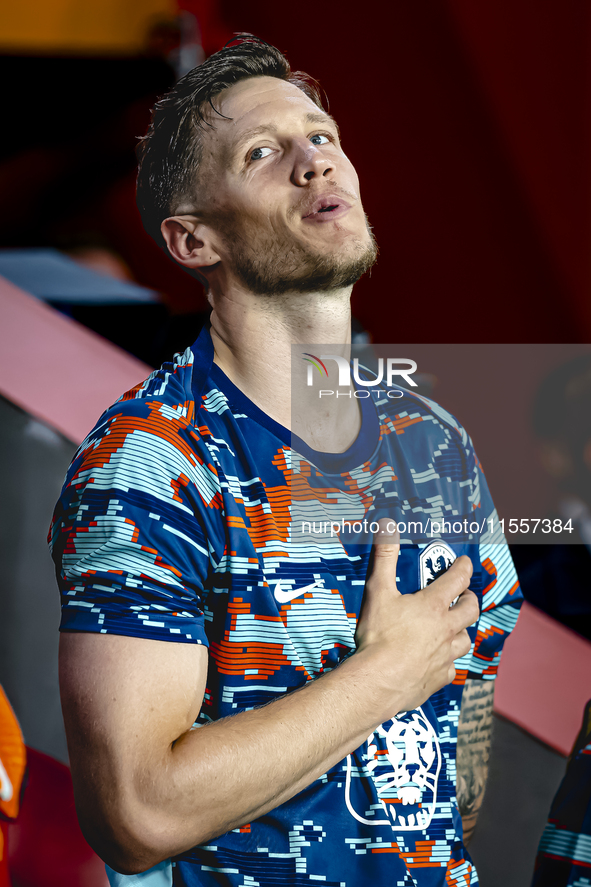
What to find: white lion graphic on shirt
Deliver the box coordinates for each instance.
[345,707,441,831]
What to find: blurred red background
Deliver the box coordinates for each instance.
[0,0,589,344]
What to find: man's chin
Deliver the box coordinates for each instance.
[302,237,378,292]
[234,239,378,297]
[299,251,377,294]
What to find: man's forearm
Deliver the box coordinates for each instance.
[159,653,394,845]
[69,647,399,874]
[455,678,495,845]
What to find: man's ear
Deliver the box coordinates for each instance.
[160,216,221,271]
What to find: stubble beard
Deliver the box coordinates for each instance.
[221,212,378,297]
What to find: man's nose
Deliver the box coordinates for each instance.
[291,142,334,186]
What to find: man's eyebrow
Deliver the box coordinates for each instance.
[305,111,340,135]
[234,124,279,154]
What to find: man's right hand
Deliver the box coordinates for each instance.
[354,528,478,718]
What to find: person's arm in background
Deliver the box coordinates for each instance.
[455,678,495,845]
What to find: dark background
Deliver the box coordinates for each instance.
[1,0,589,346]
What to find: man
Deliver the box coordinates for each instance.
[50,36,522,886]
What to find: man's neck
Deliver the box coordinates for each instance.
[209,284,361,452]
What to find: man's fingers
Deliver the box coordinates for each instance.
[451,627,473,661]
[426,555,473,604]
[424,556,479,628]
[450,589,480,629]
[367,519,400,593]
[373,518,400,545]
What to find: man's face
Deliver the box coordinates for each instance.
[198,76,377,295]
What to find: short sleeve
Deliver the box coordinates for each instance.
[463,542,522,679]
[48,398,218,646]
[456,435,523,680]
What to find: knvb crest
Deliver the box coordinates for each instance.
[345,708,442,831]
[419,540,456,589]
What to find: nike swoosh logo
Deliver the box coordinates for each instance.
[273,580,319,604]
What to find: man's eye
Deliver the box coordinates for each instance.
[249,146,273,161]
[310,134,330,146]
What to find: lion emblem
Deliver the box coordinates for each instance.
[345,707,441,831]
[419,540,456,589]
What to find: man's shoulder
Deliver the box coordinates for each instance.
[62,347,210,488]
[80,347,202,441]
[113,346,196,411]
[51,344,225,544]
[378,385,471,447]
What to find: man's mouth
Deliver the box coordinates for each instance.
[302,194,352,223]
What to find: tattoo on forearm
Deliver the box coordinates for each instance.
[456,679,495,843]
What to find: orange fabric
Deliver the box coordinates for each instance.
[0,0,176,54]
[0,689,26,822]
